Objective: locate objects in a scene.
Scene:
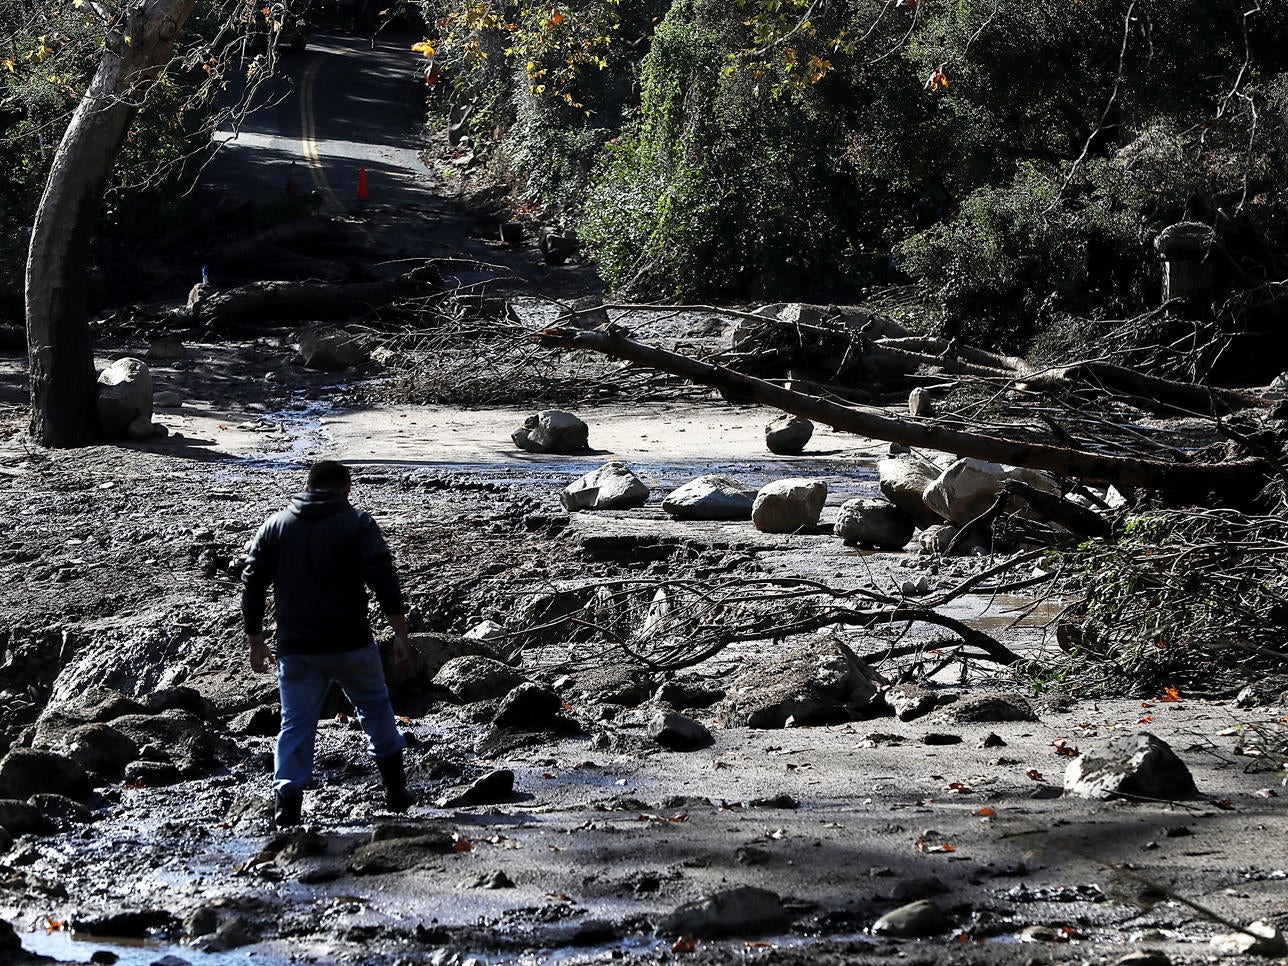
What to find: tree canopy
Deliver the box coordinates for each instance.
[421,0,1288,351]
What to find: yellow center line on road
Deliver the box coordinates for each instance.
[298,49,375,244]
[299,55,340,212]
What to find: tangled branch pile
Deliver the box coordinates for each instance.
[1066,509,1288,691]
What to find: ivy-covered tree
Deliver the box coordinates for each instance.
[420,0,1288,352]
[6,0,298,445]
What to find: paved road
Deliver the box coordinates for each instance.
[195,31,597,296]
[202,29,431,211]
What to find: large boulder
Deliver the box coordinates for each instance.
[108,710,228,776]
[434,656,527,704]
[299,325,370,370]
[922,458,1061,525]
[0,749,90,801]
[492,682,562,729]
[511,410,589,454]
[1063,732,1197,801]
[655,886,790,939]
[878,457,941,528]
[55,723,140,779]
[752,479,827,534]
[649,712,714,751]
[834,498,915,549]
[764,415,814,455]
[719,639,883,728]
[97,358,154,438]
[560,461,650,512]
[33,687,147,749]
[661,475,756,521]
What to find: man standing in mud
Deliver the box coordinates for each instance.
[241,459,414,827]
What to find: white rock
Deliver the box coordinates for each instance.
[97,358,153,437]
[560,461,649,512]
[878,457,942,528]
[1063,731,1197,800]
[1209,920,1286,956]
[661,475,755,520]
[764,414,814,455]
[922,458,1061,525]
[833,498,914,549]
[512,410,589,454]
[464,620,506,641]
[752,478,827,533]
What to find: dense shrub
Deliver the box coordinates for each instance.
[425,0,1288,346]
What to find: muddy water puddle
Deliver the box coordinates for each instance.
[24,928,285,965]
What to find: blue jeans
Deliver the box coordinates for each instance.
[274,643,405,797]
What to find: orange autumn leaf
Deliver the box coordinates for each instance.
[917,837,955,853]
[1052,738,1079,757]
[1025,769,1046,782]
[1160,687,1181,703]
[672,937,698,954]
[452,833,473,852]
[975,806,997,818]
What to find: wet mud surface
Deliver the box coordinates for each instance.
[0,334,1285,965]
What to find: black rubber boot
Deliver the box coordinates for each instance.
[376,751,415,812]
[274,790,303,827]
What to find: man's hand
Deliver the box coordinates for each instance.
[386,613,413,670]
[248,634,274,674]
[392,632,412,670]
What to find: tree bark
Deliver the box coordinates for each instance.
[193,278,417,327]
[25,0,197,446]
[535,326,1267,490]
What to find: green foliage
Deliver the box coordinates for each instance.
[581,1,865,298]
[0,0,226,320]
[422,0,1288,330]
[1050,509,1288,690]
[896,161,1149,350]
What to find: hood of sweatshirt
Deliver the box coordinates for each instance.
[288,492,351,520]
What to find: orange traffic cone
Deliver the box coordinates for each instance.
[286,161,299,196]
[356,166,369,202]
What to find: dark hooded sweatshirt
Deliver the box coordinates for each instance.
[240,492,405,654]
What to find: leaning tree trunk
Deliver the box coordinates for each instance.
[25,0,196,446]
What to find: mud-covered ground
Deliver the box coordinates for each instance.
[0,331,1286,966]
[2,171,1286,965]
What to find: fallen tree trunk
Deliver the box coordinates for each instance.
[192,276,433,326]
[535,326,1267,491]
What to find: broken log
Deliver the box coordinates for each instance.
[534,326,1267,491]
[192,275,436,327]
